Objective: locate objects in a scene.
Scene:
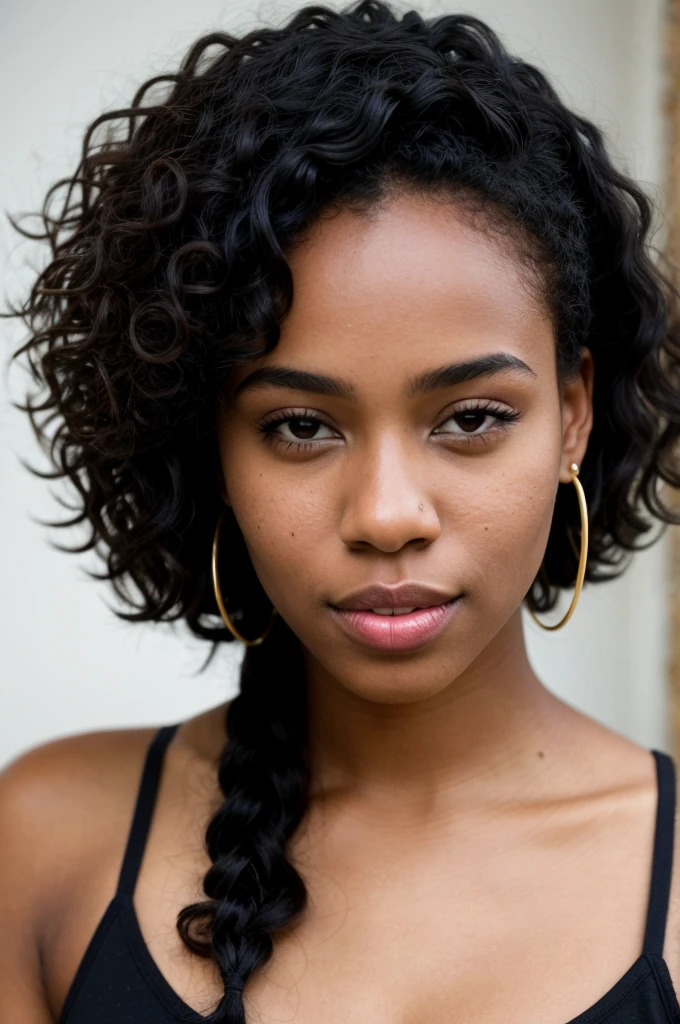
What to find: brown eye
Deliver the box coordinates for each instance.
[261,414,338,445]
[454,411,488,433]
[433,402,519,440]
[287,417,322,439]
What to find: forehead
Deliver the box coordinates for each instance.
[232,194,554,389]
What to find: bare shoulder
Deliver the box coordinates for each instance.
[0,725,159,820]
[0,703,229,896]
[0,705,229,1022]
[662,748,680,995]
[0,726,158,1023]
[0,725,159,906]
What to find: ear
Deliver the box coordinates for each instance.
[559,347,594,483]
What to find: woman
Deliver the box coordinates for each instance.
[3,1,680,1021]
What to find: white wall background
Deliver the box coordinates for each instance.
[0,0,672,767]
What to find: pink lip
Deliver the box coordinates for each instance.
[329,598,461,653]
[332,581,455,611]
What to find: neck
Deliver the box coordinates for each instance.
[304,609,577,813]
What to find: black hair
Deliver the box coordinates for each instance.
[6,1,680,1019]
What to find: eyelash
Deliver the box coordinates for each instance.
[431,400,521,447]
[258,409,336,453]
[258,401,520,453]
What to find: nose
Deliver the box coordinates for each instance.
[339,436,441,553]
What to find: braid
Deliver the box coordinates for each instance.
[177,616,310,1022]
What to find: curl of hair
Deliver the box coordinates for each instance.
[6,1,680,1018]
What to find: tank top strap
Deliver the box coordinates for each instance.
[116,723,181,899]
[642,748,677,958]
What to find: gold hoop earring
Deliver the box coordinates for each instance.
[527,462,589,632]
[211,509,277,646]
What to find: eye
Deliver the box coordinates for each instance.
[274,416,336,442]
[432,401,520,441]
[438,410,496,434]
[258,410,341,450]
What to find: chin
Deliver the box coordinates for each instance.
[310,645,469,705]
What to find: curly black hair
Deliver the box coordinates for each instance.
[6,1,680,1019]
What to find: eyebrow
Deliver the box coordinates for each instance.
[234,366,355,400]
[234,352,536,400]
[408,352,536,395]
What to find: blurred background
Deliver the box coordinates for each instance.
[1,0,678,768]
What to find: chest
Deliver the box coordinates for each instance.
[225,848,661,1024]
[48,745,680,1024]
[52,802,676,1024]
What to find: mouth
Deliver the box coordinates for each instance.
[328,595,461,653]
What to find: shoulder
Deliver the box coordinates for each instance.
[662,751,680,991]
[0,704,229,910]
[0,697,230,827]
[0,725,159,824]
[0,707,228,1022]
[0,726,159,1022]
[0,726,159,904]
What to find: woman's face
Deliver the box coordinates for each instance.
[218,193,593,703]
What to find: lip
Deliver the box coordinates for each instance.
[332,581,456,611]
[329,581,461,653]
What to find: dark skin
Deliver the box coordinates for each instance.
[2,192,679,1024]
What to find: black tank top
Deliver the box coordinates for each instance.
[59,724,680,1023]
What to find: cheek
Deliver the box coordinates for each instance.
[225,460,335,613]
[444,450,559,618]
